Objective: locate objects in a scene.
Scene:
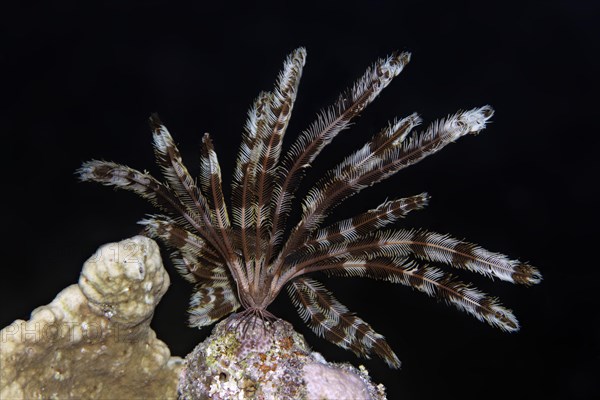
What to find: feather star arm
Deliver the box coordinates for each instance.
[267,52,412,261]
[287,277,401,367]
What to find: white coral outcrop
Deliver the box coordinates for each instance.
[0,236,182,400]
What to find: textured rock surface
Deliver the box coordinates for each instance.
[179,315,387,400]
[0,236,183,400]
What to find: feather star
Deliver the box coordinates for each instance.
[78,48,541,368]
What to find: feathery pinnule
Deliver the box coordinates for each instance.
[150,115,209,220]
[232,49,306,280]
[328,113,422,183]
[283,229,541,287]
[251,48,306,288]
[149,115,233,259]
[283,107,493,257]
[169,248,227,283]
[79,48,541,369]
[232,91,270,278]
[288,277,401,368]
[279,114,422,255]
[139,216,223,269]
[78,161,203,233]
[267,52,412,260]
[200,133,230,231]
[304,257,519,332]
[296,193,430,251]
[189,280,241,328]
[389,229,542,285]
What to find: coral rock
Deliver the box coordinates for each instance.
[0,236,183,400]
[178,315,386,400]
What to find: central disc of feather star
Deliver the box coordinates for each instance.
[79,47,541,368]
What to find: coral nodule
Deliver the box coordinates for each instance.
[0,236,182,400]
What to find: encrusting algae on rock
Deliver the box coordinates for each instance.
[0,236,387,400]
[179,315,386,400]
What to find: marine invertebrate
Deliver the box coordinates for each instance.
[78,47,541,369]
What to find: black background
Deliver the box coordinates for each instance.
[1,1,598,399]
